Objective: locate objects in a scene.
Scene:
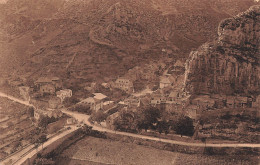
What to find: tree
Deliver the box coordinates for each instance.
[82,125,93,134]
[63,96,80,107]
[201,137,207,147]
[133,80,146,92]
[38,116,58,128]
[174,116,194,137]
[72,104,92,115]
[37,134,47,150]
[91,111,108,124]
[112,112,137,132]
[38,116,50,128]
[157,120,170,135]
[136,106,161,131]
[221,111,232,120]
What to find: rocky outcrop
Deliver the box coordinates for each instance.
[184,6,260,96]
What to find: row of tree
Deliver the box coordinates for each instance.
[112,106,194,136]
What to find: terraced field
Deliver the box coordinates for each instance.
[0,97,35,160]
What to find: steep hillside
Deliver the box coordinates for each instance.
[184,5,260,96]
[0,0,258,83]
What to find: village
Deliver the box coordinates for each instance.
[0,58,259,161]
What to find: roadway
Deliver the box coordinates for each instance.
[61,109,260,148]
[0,126,79,165]
[0,92,79,165]
[0,90,259,164]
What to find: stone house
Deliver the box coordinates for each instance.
[93,93,107,101]
[80,97,102,111]
[103,101,115,111]
[106,112,120,130]
[48,97,62,110]
[35,77,62,88]
[34,108,62,121]
[160,76,172,89]
[124,96,140,108]
[78,93,108,111]
[35,77,62,95]
[151,91,167,105]
[211,94,226,108]
[34,109,44,120]
[47,119,66,134]
[56,89,72,102]
[168,90,181,102]
[114,77,134,93]
[66,118,77,125]
[48,110,63,118]
[40,84,56,95]
[192,95,215,110]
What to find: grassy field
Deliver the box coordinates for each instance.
[56,136,259,165]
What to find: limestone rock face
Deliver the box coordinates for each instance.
[184,6,260,96]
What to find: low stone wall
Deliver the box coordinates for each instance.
[22,128,260,165]
[105,132,259,156]
[21,129,81,165]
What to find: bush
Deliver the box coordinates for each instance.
[63,96,80,107]
[90,111,108,123]
[173,116,194,137]
[70,104,92,115]
[204,147,214,155]
[133,80,146,92]
[221,111,232,120]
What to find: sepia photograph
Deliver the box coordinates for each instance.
[0,0,259,164]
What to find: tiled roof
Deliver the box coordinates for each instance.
[93,93,107,100]
[35,77,60,83]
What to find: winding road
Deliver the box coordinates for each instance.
[61,109,260,148]
[0,90,259,165]
[0,92,81,165]
[0,92,33,107]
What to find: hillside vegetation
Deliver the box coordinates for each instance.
[0,0,258,84]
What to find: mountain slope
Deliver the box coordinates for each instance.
[0,0,258,83]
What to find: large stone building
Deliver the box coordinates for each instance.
[35,77,62,95]
[159,76,172,89]
[56,89,72,102]
[114,77,134,93]
[79,93,108,111]
[34,108,63,121]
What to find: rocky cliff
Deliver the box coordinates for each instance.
[184,6,260,96]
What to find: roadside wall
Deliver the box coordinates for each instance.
[21,129,80,165]
[105,132,259,156]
